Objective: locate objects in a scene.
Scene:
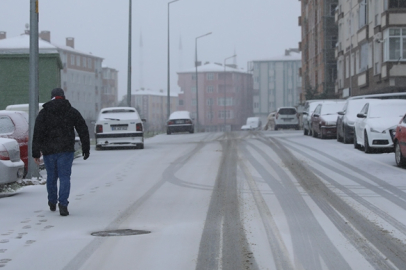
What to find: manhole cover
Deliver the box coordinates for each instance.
[91,229,151,237]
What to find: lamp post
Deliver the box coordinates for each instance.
[167,0,179,120]
[26,0,39,179]
[223,54,236,131]
[195,32,212,132]
[127,0,132,107]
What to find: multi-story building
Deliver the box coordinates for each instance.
[39,31,104,122]
[249,49,302,124]
[299,0,338,100]
[0,31,62,110]
[101,66,119,109]
[335,0,406,98]
[128,89,178,132]
[177,62,253,132]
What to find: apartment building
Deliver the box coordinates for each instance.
[335,0,406,97]
[101,66,119,109]
[299,0,338,100]
[249,49,302,124]
[39,31,104,122]
[177,62,253,132]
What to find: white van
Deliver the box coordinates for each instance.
[6,103,44,114]
[241,117,262,130]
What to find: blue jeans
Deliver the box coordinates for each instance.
[43,152,74,207]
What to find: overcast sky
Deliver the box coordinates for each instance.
[0,0,301,100]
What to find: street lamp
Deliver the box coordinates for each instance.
[167,0,180,120]
[223,54,236,131]
[195,32,212,132]
[127,0,132,107]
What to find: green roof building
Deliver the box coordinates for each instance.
[0,33,62,110]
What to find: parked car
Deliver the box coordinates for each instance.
[394,113,406,167]
[354,99,406,153]
[0,110,29,175]
[167,111,194,134]
[242,117,262,131]
[336,99,373,144]
[274,107,299,130]
[0,137,25,184]
[310,101,346,139]
[302,100,325,136]
[94,107,145,150]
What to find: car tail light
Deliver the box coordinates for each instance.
[185,120,192,124]
[136,123,143,132]
[96,125,103,133]
[168,121,174,125]
[0,145,10,160]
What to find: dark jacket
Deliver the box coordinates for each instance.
[32,99,90,158]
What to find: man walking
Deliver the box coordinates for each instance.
[32,88,90,216]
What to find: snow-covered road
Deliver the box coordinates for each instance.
[1,130,406,270]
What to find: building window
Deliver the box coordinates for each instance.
[359,0,367,29]
[179,99,184,106]
[359,43,368,72]
[207,112,213,120]
[385,0,406,9]
[218,110,233,119]
[88,58,92,69]
[207,86,214,93]
[332,36,337,49]
[192,99,196,106]
[83,57,87,68]
[191,86,196,92]
[330,4,337,16]
[384,28,406,61]
[192,74,196,80]
[254,102,259,109]
[76,55,80,66]
[217,98,233,106]
[207,73,214,80]
[70,55,75,65]
[207,98,213,106]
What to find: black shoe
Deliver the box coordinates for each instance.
[58,203,69,216]
[48,202,56,211]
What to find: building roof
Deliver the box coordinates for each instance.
[178,62,248,74]
[0,34,59,54]
[252,52,302,62]
[52,42,103,59]
[133,88,178,97]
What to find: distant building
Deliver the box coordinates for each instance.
[101,66,118,109]
[335,0,406,98]
[177,62,253,132]
[249,50,302,123]
[299,0,338,100]
[39,31,104,122]
[0,32,62,110]
[124,89,178,132]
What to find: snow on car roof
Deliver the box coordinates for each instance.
[169,111,191,120]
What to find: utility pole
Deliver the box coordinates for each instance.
[127,0,132,107]
[26,0,39,179]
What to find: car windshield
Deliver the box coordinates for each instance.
[321,103,345,115]
[347,101,369,115]
[278,108,296,114]
[369,103,406,118]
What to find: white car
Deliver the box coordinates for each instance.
[354,99,406,153]
[0,137,25,184]
[94,107,145,150]
[274,107,299,130]
[244,117,262,130]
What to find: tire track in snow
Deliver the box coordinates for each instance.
[257,135,406,269]
[195,132,259,270]
[243,141,351,270]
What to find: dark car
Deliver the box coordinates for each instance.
[167,111,194,135]
[0,110,29,175]
[311,101,345,139]
[394,113,406,167]
[336,99,372,144]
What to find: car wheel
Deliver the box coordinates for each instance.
[275,125,278,131]
[309,128,313,136]
[336,130,342,142]
[138,143,144,149]
[167,130,171,135]
[320,127,326,139]
[364,132,372,153]
[312,128,317,138]
[304,128,308,135]
[343,127,350,144]
[95,145,102,151]
[353,130,361,149]
[395,140,406,167]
